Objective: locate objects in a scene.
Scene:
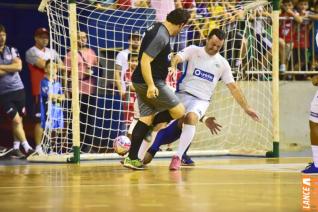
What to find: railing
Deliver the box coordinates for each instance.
[279,16,318,77]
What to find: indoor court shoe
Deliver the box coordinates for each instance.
[25,149,36,158]
[0,146,7,154]
[123,157,146,170]
[181,154,195,166]
[302,163,318,175]
[169,155,181,171]
[9,149,26,159]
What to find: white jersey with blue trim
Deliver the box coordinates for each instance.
[176,45,234,101]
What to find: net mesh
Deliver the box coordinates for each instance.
[38,0,273,158]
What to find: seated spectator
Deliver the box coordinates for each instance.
[25,27,64,154]
[0,24,34,158]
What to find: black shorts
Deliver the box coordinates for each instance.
[32,95,41,122]
[0,89,26,120]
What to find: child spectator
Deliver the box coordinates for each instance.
[40,60,65,134]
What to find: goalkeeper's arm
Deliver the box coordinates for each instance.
[227,82,260,122]
[200,115,222,135]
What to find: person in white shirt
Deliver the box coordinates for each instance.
[144,28,260,170]
[114,32,140,98]
[25,27,64,154]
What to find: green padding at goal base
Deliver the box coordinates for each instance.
[27,150,268,163]
[266,141,280,158]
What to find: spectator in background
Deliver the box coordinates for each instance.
[279,0,303,73]
[123,51,139,127]
[150,0,182,21]
[65,31,98,153]
[0,24,34,158]
[26,27,63,154]
[40,60,65,146]
[115,31,141,98]
[293,0,318,73]
[293,0,312,73]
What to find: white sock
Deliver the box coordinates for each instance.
[176,124,196,159]
[138,130,158,160]
[35,145,44,154]
[138,140,150,160]
[13,141,20,150]
[312,145,318,167]
[21,141,32,152]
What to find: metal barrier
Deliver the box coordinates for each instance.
[279,16,318,76]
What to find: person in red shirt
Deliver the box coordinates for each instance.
[279,0,303,72]
[25,28,64,154]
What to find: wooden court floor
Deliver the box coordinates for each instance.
[0,157,316,212]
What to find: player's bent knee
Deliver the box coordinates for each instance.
[139,115,154,126]
[169,103,185,119]
[12,113,22,125]
[184,112,199,125]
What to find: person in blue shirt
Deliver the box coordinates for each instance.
[40,60,65,140]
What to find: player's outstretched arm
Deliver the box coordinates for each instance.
[200,116,222,135]
[226,82,260,122]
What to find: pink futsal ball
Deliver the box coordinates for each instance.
[114,135,131,156]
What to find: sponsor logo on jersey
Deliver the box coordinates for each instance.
[193,68,214,82]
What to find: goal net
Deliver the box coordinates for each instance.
[29,0,273,162]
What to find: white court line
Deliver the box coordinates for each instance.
[193,163,308,173]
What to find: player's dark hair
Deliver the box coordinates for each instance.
[166,8,190,25]
[0,24,6,33]
[207,28,226,40]
[45,59,57,68]
[282,0,293,4]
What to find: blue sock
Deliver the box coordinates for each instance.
[148,120,181,156]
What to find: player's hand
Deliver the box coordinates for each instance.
[204,117,222,135]
[245,107,260,122]
[147,85,159,99]
[312,75,318,86]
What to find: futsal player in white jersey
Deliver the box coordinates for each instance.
[144,28,260,170]
[301,75,318,174]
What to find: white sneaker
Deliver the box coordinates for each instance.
[280,64,286,72]
[35,147,45,155]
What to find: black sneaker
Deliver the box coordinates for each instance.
[25,149,36,158]
[9,149,26,159]
[0,146,7,154]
